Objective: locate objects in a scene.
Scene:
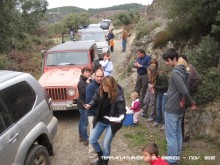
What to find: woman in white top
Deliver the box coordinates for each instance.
[99,53,113,76]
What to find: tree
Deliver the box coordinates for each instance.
[0,0,48,53]
[61,13,90,32]
[166,0,220,43]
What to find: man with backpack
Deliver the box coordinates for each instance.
[178,55,202,142]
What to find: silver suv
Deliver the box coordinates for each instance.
[79,28,110,59]
[0,70,58,165]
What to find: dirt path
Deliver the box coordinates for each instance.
[49,28,145,165]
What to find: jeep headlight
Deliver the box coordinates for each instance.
[102,47,109,53]
[67,88,75,96]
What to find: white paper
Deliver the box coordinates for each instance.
[104,114,125,123]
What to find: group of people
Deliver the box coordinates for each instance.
[107,26,128,53]
[130,48,201,165]
[76,30,202,165]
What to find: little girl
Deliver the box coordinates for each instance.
[129,92,141,126]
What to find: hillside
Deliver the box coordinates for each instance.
[47,6,86,14]
[47,3,145,14]
[44,3,147,25]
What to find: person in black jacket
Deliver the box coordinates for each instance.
[77,67,92,146]
[85,76,126,165]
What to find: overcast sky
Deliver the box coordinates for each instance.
[47,0,153,9]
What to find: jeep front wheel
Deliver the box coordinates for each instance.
[25,144,50,165]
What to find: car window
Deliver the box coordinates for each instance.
[81,33,105,42]
[0,112,5,135]
[0,81,36,122]
[0,99,14,135]
[46,52,89,66]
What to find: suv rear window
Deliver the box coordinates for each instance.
[0,81,36,122]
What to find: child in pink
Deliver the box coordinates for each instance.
[142,143,169,165]
[129,92,141,125]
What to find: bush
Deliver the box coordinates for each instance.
[32,36,42,45]
[135,24,150,40]
[153,31,172,48]
[184,35,220,104]
[185,35,219,73]
[113,19,122,26]
[193,67,220,104]
[0,54,9,69]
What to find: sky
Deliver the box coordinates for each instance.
[47,0,153,10]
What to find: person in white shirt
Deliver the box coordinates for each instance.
[99,53,113,76]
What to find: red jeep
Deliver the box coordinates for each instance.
[39,41,98,110]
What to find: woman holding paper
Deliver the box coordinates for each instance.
[84,76,126,165]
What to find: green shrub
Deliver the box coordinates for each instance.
[193,67,220,104]
[153,31,172,48]
[32,36,42,45]
[135,24,150,40]
[113,19,122,26]
[112,11,140,26]
[184,35,220,104]
[135,21,161,42]
[0,54,9,69]
[167,21,191,41]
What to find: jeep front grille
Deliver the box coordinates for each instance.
[46,88,67,101]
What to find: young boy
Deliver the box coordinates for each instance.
[142,143,169,165]
[128,92,141,126]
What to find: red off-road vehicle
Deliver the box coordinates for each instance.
[39,41,98,110]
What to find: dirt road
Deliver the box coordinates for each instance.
[49,28,145,165]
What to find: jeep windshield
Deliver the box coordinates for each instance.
[80,32,106,42]
[46,52,88,66]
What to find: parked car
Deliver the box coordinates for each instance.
[39,40,99,111]
[79,28,110,59]
[99,20,110,30]
[0,70,57,165]
[87,24,102,29]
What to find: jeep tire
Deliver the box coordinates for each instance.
[25,144,50,165]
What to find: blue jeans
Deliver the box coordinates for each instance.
[156,93,166,123]
[122,39,127,51]
[89,121,115,156]
[164,111,182,164]
[78,108,88,140]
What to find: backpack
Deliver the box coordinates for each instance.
[187,64,202,95]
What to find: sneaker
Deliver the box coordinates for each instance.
[83,139,89,146]
[79,134,83,142]
[160,125,165,131]
[152,122,159,127]
[147,117,154,122]
[140,113,147,117]
[183,136,190,142]
[133,122,139,126]
[133,123,138,127]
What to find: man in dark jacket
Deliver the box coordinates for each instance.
[162,48,196,165]
[77,67,92,146]
[134,49,151,107]
[178,54,202,142]
[86,69,104,165]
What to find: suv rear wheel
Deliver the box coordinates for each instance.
[25,144,49,165]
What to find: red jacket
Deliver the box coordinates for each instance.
[130,99,140,113]
[150,157,169,165]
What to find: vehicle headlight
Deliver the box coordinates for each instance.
[102,47,109,53]
[67,88,76,96]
